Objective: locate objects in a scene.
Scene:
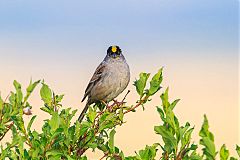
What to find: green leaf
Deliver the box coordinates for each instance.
[199,115,217,159]
[55,94,64,103]
[181,127,194,150]
[50,128,64,142]
[66,155,76,160]
[220,144,229,160]
[49,112,60,133]
[156,106,165,122]
[97,142,109,153]
[40,83,52,105]
[199,115,214,141]
[11,116,25,133]
[86,143,98,150]
[154,125,177,152]
[27,115,37,133]
[119,108,124,122]
[200,137,217,159]
[13,80,23,105]
[136,144,158,160]
[87,107,97,123]
[189,144,198,151]
[160,88,170,113]
[79,156,88,160]
[165,107,177,133]
[24,80,40,103]
[40,106,51,113]
[149,68,163,95]
[46,150,63,157]
[178,122,190,143]
[170,99,180,110]
[134,72,150,96]
[236,145,240,157]
[109,129,116,154]
[98,112,116,131]
[23,149,29,159]
[79,121,91,136]
[183,150,202,160]
[75,121,81,139]
[0,96,4,110]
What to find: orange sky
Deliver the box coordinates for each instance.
[0,51,238,158]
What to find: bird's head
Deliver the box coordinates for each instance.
[107,45,123,59]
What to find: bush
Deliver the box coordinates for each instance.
[0,69,239,160]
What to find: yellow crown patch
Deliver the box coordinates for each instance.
[111,46,117,53]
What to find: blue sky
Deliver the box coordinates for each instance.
[0,0,238,59]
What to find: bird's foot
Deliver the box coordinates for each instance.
[107,100,126,111]
[102,100,125,112]
[100,100,108,106]
[106,103,114,112]
[113,99,126,106]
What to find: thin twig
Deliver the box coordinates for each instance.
[0,122,13,141]
[124,95,149,114]
[121,90,130,103]
[4,93,10,104]
[77,148,88,157]
[99,152,108,160]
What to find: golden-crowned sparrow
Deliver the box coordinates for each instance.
[78,46,130,122]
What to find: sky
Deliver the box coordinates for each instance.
[0,0,238,158]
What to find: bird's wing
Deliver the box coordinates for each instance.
[81,62,106,102]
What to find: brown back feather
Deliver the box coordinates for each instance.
[81,62,106,102]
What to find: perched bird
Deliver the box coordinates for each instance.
[78,46,130,122]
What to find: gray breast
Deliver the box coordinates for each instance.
[90,59,130,102]
[91,59,130,102]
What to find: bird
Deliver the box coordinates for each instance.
[78,45,130,122]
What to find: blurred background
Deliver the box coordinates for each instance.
[0,0,238,158]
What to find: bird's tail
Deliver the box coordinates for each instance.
[78,102,90,122]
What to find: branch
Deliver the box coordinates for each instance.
[99,152,108,160]
[0,122,13,141]
[121,90,130,103]
[124,95,149,114]
[77,91,147,158]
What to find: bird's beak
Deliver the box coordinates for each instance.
[112,53,118,59]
